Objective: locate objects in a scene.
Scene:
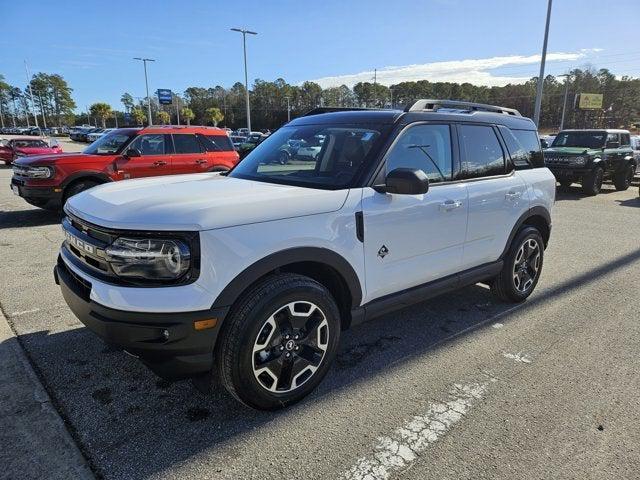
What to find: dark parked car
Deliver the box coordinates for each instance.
[544,129,636,195]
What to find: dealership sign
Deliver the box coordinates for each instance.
[578,93,603,110]
[157,89,173,105]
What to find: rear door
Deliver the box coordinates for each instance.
[458,124,529,270]
[115,133,172,178]
[196,133,239,171]
[171,133,207,174]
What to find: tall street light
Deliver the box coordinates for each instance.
[557,73,571,131]
[231,28,257,132]
[533,0,553,127]
[133,57,155,126]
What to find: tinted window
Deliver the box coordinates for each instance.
[606,132,619,146]
[552,131,606,148]
[459,125,505,178]
[385,124,452,183]
[620,133,631,146]
[128,134,166,155]
[173,134,202,154]
[197,134,234,152]
[501,128,544,168]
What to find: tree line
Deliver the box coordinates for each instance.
[1,68,638,132]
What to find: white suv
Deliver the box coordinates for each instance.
[55,100,555,410]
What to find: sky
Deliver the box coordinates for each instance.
[2,0,639,112]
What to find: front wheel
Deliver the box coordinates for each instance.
[216,273,341,410]
[63,179,99,206]
[613,165,634,191]
[582,167,604,196]
[491,226,544,303]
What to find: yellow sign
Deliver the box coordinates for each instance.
[578,93,603,110]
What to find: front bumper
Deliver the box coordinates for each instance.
[11,177,63,209]
[546,166,591,179]
[54,256,228,379]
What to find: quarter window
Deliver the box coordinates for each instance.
[128,134,166,155]
[459,125,506,178]
[173,134,203,154]
[197,134,234,152]
[620,133,631,147]
[500,127,544,169]
[385,124,453,183]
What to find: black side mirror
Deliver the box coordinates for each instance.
[374,168,430,195]
[125,148,141,158]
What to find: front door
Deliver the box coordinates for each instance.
[457,124,529,269]
[362,123,469,303]
[115,133,171,179]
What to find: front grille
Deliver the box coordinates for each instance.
[62,216,111,275]
[58,257,92,301]
[544,156,584,166]
[12,165,29,177]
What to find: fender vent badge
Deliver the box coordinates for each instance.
[378,245,389,259]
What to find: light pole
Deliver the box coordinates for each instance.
[389,87,393,109]
[533,0,553,127]
[285,96,291,122]
[231,28,257,132]
[133,57,155,126]
[24,60,38,128]
[557,73,571,131]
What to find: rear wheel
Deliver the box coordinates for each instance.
[215,273,341,410]
[278,150,290,165]
[582,167,604,196]
[613,164,634,191]
[491,226,544,303]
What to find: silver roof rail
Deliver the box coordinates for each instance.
[405,99,521,116]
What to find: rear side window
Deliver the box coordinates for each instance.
[620,133,630,147]
[385,124,453,183]
[173,134,203,154]
[197,134,234,152]
[458,125,506,178]
[501,128,544,168]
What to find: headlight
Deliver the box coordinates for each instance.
[21,165,55,178]
[105,237,191,280]
[570,156,586,166]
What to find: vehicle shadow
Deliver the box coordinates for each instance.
[9,246,640,479]
[616,196,640,208]
[0,208,62,229]
[555,184,620,201]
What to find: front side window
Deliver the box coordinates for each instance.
[128,134,166,155]
[83,131,136,155]
[385,124,453,183]
[229,124,384,189]
[173,134,202,154]
[620,133,630,147]
[459,125,506,178]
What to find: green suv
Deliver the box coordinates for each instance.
[544,129,636,195]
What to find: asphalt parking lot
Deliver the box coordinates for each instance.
[1,167,639,480]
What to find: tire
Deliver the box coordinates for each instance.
[491,226,544,303]
[278,150,290,165]
[215,273,341,410]
[63,179,99,205]
[581,167,604,196]
[613,164,634,191]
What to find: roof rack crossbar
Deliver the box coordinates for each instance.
[302,107,375,117]
[405,99,521,116]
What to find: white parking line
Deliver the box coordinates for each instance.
[341,382,488,480]
[9,308,41,317]
[502,352,532,364]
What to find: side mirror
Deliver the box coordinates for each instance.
[374,168,430,195]
[125,148,141,158]
[606,141,620,149]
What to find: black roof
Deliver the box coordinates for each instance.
[289,107,536,130]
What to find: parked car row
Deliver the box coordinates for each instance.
[0,137,63,164]
[69,126,104,142]
[0,126,67,136]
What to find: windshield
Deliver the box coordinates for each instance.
[229,124,384,189]
[551,131,606,149]
[83,131,135,155]
[12,139,49,148]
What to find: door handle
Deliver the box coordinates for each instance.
[439,200,463,211]
[505,191,522,200]
[195,159,207,165]
[153,160,167,166]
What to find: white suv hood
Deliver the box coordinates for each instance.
[65,173,350,231]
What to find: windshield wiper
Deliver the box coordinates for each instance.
[408,144,446,181]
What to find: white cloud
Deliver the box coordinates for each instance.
[311,49,601,88]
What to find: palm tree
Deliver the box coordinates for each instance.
[181,107,195,126]
[205,107,224,127]
[131,107,146,126]
[89,102,112,128]
[157,111,170,125]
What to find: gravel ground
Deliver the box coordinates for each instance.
[0,166,639,480]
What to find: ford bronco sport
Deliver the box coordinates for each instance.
[544,129,636,195]
[55,100,555,410]
[11,126,239,210]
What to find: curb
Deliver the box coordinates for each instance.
[0,308,95,480]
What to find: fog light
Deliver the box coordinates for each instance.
[161,329,170,340]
